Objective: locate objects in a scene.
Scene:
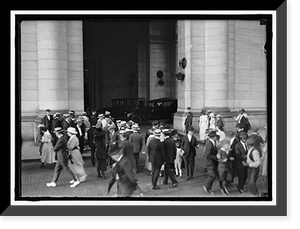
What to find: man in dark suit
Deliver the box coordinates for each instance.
[46,127,76,187]
[227,131,239,186]
[145,120,159,144]
[107,144,138,197]
[75,118,85,154]
[181,126,199,180]
[87,120,97,166]
[184,107,193,134]
[118,130,135,170]
[147,129,165,189]
[235,131,249,193]
[162,129,178,188]
[203,131,219,195]
[128,124,143,173]
[236,109,251,133]
[248,128,264,156]
[42,109,53,132]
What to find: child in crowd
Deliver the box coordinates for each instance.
[174,140,184,178]
[217,140,234,195]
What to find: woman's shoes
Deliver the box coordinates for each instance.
[70,180,80,188]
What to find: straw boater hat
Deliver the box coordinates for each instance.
[53,127,64,134]
[67,127,77,135]
[132,123,140,130]
[219,139,230,147]
[154,129,162,136]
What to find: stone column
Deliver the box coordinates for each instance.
[37,21,68,111]
[67,21,84,112]
[204,20,229,111]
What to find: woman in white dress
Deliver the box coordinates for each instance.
[66,127,87,187]
[209,113,216,130]
[198,110,209,142]
[40,130,56,167]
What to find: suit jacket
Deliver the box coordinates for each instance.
[51,118,61,130]
[204,139,218,169]
[181,135,198,158]
[235,141,248,169]
[237,115,249,132]
[87,126,96,147]
[93,129,107,159]
[184,112,193,126]
[147,138,165,166]
[108,155,137,196]
[119,139,135,167]
[42,115,53,132]
[53,136,68,163]
[129,131,143,153]
[163,137,176,164]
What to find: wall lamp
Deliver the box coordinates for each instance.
[176,57,187,81]
[156,70,165,86]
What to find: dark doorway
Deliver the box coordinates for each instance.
[83,20,149,112]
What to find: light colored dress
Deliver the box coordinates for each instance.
[67,135,87,182]
[209,116,216,130]
[41,130,56,164]
[199,114,209,141]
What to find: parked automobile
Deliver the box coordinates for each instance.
[127,97,177,124]
[97,98,145,120]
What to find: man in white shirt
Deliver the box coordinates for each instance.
[242,137,261,196]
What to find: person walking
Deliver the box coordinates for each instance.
[242,137,262,196]
[203,131,219,195]
[217,140,234,195]
[235,131,249,193]
[147,129,165,189]
[42,109,53,133]
[181,126,199,180]
[128,124,143,173]
[199,110,209,143]
[40,130,56,167]
[87,120,97,166]
[118,129,135,170]
[226,131,239,186]
[107,144,138,197]
[144,129,155,175]
[66,127,87,187]
[46,127,77,188]
[75,118,85,154]
[184,107,193,134]
[162,129,178,188]
[93,121,108,179]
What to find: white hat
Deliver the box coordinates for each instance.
[154,129,162,136]
[132,124,140,130]
[67,127,77,135]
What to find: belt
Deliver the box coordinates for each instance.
[71,146,80,151]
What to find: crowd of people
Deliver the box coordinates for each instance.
[36,107,268,197]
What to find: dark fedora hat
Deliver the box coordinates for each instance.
[108,143,123,157]
[208,131,218,138]
[187,126,195,132]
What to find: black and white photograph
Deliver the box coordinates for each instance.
[6,4,288,217]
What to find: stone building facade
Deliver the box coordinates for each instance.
[20,19,267,142]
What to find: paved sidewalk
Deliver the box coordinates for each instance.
[20,143,268,198]
[20,124,268,198]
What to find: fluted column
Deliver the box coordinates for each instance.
[37,21,69,111]
[204,20,229,111]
